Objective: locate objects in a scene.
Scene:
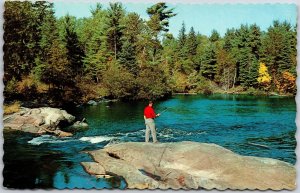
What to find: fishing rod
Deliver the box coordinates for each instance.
[158,107,169,115]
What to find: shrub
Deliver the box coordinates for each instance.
[195,76,213,94]
[4,77,18,97]
[102,62,136,99]
[15,75,38,100]
[136,66,171,100]
[4,101,21,115]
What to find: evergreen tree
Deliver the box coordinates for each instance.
[209,29,220,42]
[64,15,85,77]
[118,39,137,75]
[176,22,187,62]
[201,43,217,80]
[260,20,295,90]
[80,5,109,83]
[106,2,125,60]
[146,3,176,62]
[118,13,143,75]
[223,28,235,51]
[178,22,187,48]
[216,48,235,90]
[4,1,40,81]
[186,27,198,57]
[38,39,72,90]
[146,2,176,32]
[249,24,261,60]
[232,24,259,87]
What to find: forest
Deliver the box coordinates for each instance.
[3,1,297,106]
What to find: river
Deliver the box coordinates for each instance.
[3,94,296,189]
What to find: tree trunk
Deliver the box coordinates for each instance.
[232,67,237,88]
[114,35,117,60]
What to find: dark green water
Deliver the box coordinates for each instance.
[3,94,296,189]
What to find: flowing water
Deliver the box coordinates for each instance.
[3,94,296,189]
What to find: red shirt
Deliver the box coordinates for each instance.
[144,106,156,119]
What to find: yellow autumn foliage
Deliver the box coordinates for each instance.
[257,63,271,84]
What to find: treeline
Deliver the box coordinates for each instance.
[4,1,297,106]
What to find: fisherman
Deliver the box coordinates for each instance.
[144,101,160,143]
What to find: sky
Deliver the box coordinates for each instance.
[53,2,297,37]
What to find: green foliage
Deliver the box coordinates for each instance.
[209,29,220,42]
[215,48,235,90]
[260,21,295,88]
[39,39,72,88]
[146,3,176,63]
[146,2,176,32]
[103,62,136,99]
[63,15,85,77]
[83,47,109,83]
[106,2,125,59]
[195,76,214,95]
[186,27,198,57]
[3,2,297,106]
[118,39,138,75]
[201,43,217,80]
[178,22,187,49]
[136,66,171,100]
[4,77,18,98]
[3,1,53,82]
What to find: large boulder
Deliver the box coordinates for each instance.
[82,141,296,190]
[4,107,76,136]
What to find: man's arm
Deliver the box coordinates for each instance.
[152,109,160,118]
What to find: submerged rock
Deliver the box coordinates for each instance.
[68,120,89,131]
[87,100,97,105]
[82,141,295,190]
[3,107,78,137]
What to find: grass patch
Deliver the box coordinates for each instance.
[4,101,21,115]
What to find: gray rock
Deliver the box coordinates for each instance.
[82,141,296,190]
[87,100,97,105]
[4,107,75,137]
[71,121,89,130]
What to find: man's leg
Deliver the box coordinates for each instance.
[149,121,157,143]
[145,123,150,142]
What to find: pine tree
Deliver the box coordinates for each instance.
[216,48,235,90]
[260,20,295,90]
[209,29,220,42]
[186,27,198,57]
[106,2,125,60]
[146,3,176,62]
[80,5,109,83]
[39,39,72,90]
[178,22,187,48]
[201,43,217,80]
[146,2,176,32]
[64,15,85,77]
[4,1,40,81]
[118,13,143,75]
[118,39,137,75]
[223,28,235,51]
[177,22,188,64]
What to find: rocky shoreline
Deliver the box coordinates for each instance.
[81,141,296,190]
[3,107,88,137]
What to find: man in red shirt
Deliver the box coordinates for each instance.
[144,101,160,143]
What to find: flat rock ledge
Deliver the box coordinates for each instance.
[4,107,77,137]
[82,141,296,190]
